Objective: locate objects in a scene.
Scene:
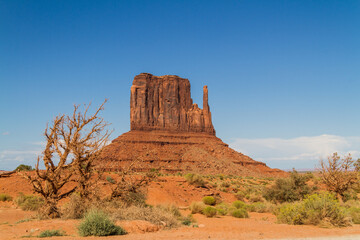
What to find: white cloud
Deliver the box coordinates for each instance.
[2,132,10,135]
[229,134,360,164]
[0,149,42,170]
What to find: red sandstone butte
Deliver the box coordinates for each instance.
[130,73,215,134]
[100,73,285,177]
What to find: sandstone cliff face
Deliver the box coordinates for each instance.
[130,73,215,135]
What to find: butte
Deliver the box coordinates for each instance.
[100,73,284,177]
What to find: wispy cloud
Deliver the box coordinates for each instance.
[229,134,360,167]
[0,149,42,170]
[2,132,10,136]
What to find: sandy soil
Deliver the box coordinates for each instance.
[1,207,360,240]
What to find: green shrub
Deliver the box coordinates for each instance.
[235,191,246,201]
[78,209,126,236]
[277,202,305,225]
[247,202,267,213]
[203,206,217,218]
[184,173,207,187]
[248,194,264,203]
[231,208,248,218]
[216,203,229,216]
[189,202,206,214]
[263,170,313,203]
[38,229,65,238]
[232,200,246,209]
[0,193,12,202]
[15,164,33,171]
[276,192,350,227]
[15,193,43,211]
[347,207,360,224]
[202,196,216,206]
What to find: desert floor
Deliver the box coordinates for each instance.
[1,173,360,240]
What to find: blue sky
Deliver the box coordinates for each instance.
[1,0,359,171]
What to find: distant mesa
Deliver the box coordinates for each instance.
[100,73,285,177]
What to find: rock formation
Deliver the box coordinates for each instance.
[99,73,285,177]
[130,73,215,134]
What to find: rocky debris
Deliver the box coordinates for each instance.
[130,73,215,135]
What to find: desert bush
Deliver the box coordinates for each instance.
[263,170,313,203]
[202,196,216,206]
[189,202,206,214]
[232,200,246,209]
[156,204,182,218]
[112,205,181,228]
[78,209,126,237]
[216,203,229,216]
[231,208,248,218]
[343,199,360,209]
[181,214,195,226]
[342,189,359,202]
[0,193,12,202]
[15,164,33,171]
[319,153,358,201]
[38,229,65,238]
[248,193,264,203]
[184,173,207,187]
[203,206,217,218]
[347,207,360,224]
[276,192,350,227]
[248,202,274,213]
[235,191,246,201]
[61,193,88,219]
[15,193,43,211]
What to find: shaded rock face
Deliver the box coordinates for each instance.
[130,73,215,135]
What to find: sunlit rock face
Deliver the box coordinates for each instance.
[130,73,215,135]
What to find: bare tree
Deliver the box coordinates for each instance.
[25,100,110,218]
[319,152,358,201]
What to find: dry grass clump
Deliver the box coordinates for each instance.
[61,193,92,219]
[247,202,275,213]
[184,173,207,187]
[112,205,181,228]
[189,202,206,214]
[38,229,66,238]
[0,193,12,202]
[15,193,43,211]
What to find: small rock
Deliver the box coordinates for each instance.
[198,224,205,228]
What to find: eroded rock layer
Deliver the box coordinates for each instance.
[130,73,215,135]
[100,131,285,177]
